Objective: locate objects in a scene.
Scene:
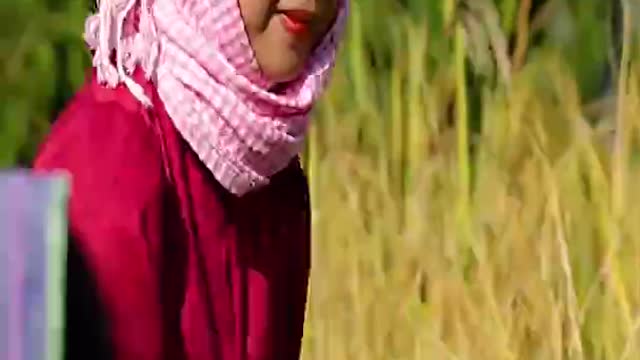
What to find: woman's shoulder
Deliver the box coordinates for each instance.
[33,73,168,205]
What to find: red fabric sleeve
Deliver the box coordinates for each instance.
[34,84,172,360]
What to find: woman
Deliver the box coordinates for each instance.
[33,0,348,359]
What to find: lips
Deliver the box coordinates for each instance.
[280,9,314,35]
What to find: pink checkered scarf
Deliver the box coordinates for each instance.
[84,0,348,195]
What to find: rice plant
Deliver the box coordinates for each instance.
[303,1,640,359]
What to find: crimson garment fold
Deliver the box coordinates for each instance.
[34,72,312,360]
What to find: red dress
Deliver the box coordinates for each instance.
[33,72,312,360]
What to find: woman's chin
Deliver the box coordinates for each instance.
[262,67,304,85]
[258,55,308,85]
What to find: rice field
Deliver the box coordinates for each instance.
[301,1,640,359]
[3,1,640,359]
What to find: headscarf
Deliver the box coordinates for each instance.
[84,0,348,195]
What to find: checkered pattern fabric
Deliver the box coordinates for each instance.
[84,0,348,195]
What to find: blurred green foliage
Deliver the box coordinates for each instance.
[1,0,90,166]
[0,0,618,166]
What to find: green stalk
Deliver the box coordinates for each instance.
[347,0,368,109]
[455,24,470,210]
[454,22,474,259]
[390,37,404,197]
[605,0,634,339]
[612,0,632,219]
[406,22,428,190]
[307,120,321,220]
[443,0,457,29]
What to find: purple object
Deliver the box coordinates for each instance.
[0,171,69,360]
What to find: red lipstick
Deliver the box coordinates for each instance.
[280,10,313,35]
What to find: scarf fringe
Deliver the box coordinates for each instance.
[85,0,159,106]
